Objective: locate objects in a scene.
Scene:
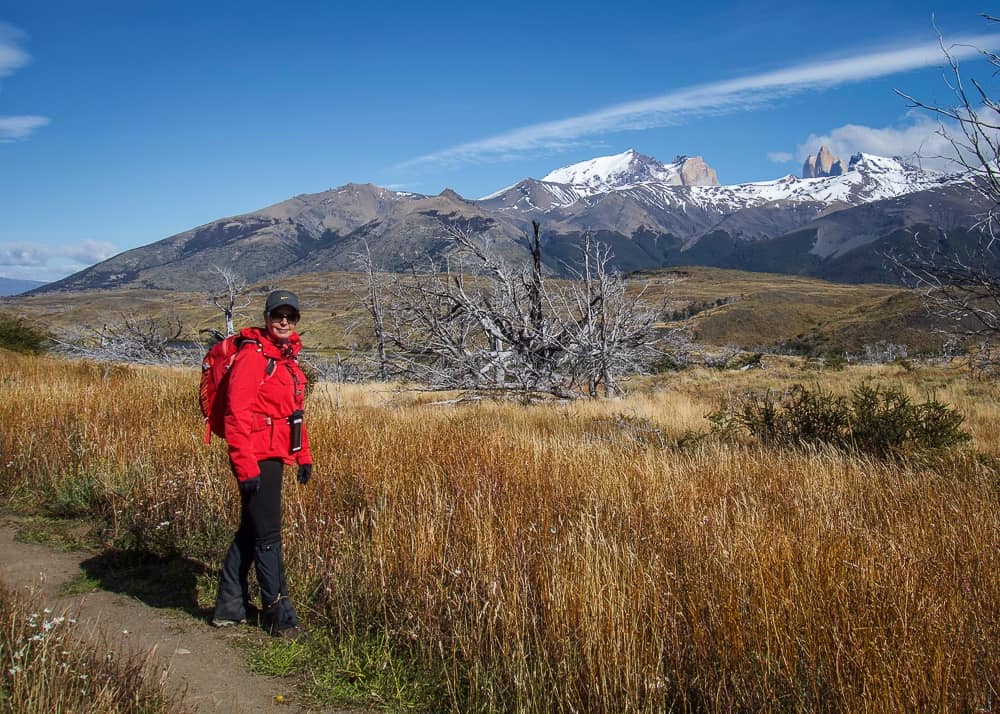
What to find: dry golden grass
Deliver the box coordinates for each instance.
[0,351,997,711]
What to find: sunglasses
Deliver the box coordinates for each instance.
[269,311,299,324]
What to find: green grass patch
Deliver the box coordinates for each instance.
[60,571,101,595]
[247,637,311,677]
[247,629,440,711]
[13,515,97,552]
[47,474,100,518]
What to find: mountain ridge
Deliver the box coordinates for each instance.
[28,148,988,294]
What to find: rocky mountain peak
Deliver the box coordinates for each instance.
[803,146,847,178]
[675,155,719,187]
[541,149,719,195]
[438,188,465,202]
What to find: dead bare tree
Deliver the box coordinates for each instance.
[354,240,389,380]
[892,231,1000,336]
[55,315,198,366]
[889,14,1000,341]
[207,266,252,337]
[373,222,660,399]
[896,15,1000,212]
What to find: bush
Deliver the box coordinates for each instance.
[723,351,763,371]
[824,351,848,371]
[0,312,50,354]
[709,382,971,458]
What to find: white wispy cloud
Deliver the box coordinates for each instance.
[399,33,1000,170]
[0,24,49,142]
[0,24,29,77]
[0,115,50,141]
[767,151,794,163]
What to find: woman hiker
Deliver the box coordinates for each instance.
[211,289,313,640]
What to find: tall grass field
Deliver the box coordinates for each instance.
[0,350,997,711]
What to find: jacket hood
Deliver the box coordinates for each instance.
[238,326,302,357]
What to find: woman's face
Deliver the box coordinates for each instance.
[266,308,299,341]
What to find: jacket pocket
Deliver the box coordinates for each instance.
[250,413,274,451]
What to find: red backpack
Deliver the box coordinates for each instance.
[199,335,274,443]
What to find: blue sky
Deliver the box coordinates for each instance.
[1,0,997,282]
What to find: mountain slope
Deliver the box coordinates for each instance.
[38,185,525,292]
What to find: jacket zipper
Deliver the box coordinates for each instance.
[286,362,302,407]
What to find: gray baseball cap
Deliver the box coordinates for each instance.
[264,290,300,317]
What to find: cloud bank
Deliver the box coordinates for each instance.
[0,239,117,282]
[0,242,48,267]
[400,33,1000,170]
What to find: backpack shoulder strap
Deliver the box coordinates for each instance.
[234,336,277,377]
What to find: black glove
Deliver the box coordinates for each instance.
[239,476,261,495]
[297,463,312,485]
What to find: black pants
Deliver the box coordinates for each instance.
[213,459,298,631]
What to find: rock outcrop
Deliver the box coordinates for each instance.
[675,155,720,186]
[803,146,846,178]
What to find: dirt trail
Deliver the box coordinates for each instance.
[0,516,355,713]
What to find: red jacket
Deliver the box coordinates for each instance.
[224,327,312,481]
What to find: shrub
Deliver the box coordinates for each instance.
[0,312,50,354]
[724,351,763,371]
[824,351,848,370]
[709,382,971,458]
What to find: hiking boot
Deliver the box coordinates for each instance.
[210,616,247,628]
[262,594,299,635]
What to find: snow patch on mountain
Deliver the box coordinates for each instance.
[541,149,669,191]
[539,148,720,194]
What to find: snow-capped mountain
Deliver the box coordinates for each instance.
[33,147,989,293]
[541,149,719,193]
[482,149,965,219]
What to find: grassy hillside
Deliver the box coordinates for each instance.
[1,266,948,355]
[634,266,948,354]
